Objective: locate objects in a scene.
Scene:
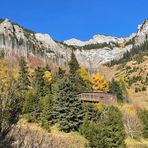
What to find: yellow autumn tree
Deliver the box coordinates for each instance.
[0,60,10,90]
[78,67,89,81]
[90,73,109,91]
[12,66,19,81]
[43,70,52,83]
[0,60,19,91]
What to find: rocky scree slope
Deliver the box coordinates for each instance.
[0,18,148,70]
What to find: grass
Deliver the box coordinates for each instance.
[125,137,148,148]
[16,118,88,148]
[50,125,88,144]
[98,56,148,109]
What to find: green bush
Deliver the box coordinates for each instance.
[138,110,148,138]
[83,103,102,122]
[109,79,125,102]
[80,106,126,148]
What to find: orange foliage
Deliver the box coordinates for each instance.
[43,71,52,83]
[90,74,109,91]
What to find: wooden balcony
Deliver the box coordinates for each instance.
[78,92,117,105]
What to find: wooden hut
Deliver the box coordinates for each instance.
[79,92,117,105]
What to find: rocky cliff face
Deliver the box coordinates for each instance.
[0,18,148,70]
[135,20,148,45]
[64,34,133,46]
[0,19,71,68]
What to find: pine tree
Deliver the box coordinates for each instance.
[138,110,148,138]
[19,58,30,90]
[68,51,91,93]
[39,94,53,130]
[58,67,65,78]
[70,73,92,94]
[69,51,79,74]
[53,76,84,132]
[23,89,37,114]
[109,79,124,102]
[45,64,51,71]
[81,106,126,148]
[33,67,46,97]
[26,67,47,121]
[100,107,126,147]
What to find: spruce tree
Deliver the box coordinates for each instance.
[58,67,65,78]
[81,106,126,148]
[69,51,79,74]
[138,110,148,138]
[33,67,46,97]
[39,94,53,130]
[68,51,91,93]
[53,76,84,132]
[69,72,91,94]
[109,79,124,102]
[19,58,30,90]
[24,67,52,122]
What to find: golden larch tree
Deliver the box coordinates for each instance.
[43,71,52,83]
[90,73,109,91]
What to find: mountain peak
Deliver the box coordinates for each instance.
[64,38,86,46]
[0,18,148,69]
[138,19,148,32]
[64,20,148,47]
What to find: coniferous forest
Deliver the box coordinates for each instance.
[0,48,148,148]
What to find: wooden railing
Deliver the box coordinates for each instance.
[78,92,117,105]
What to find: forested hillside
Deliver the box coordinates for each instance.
[0,19,148,148]
[0,45,148,147]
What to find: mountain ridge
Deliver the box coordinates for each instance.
[0,18,148,70]
[64,19,148,46]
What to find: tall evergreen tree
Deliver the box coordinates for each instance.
[70,73,92,94]
[39,94,53,129]
[69,51,79,74]
[33,67,46,97]
[23,67,52,122]
[109,79,124,102]
[68,51,91,93]
[19,58,30,90]
[138,110,148,138]
[53,76,84,132]
[58,67,65,78]
[81,106,126,148]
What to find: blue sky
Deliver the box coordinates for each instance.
[0,0,147,41]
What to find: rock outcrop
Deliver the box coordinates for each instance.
[0,18,148,70]
[0,19,71,68]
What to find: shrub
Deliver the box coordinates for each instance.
[138,110,148,138]
[109,79,125,102]
[80,106,125,148]
[83,103,102,122]
[121,105,143,139]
